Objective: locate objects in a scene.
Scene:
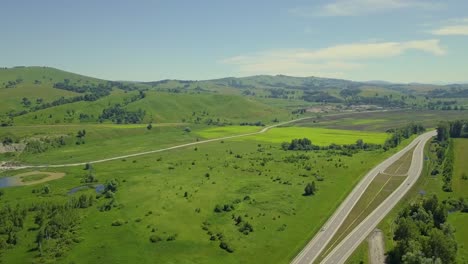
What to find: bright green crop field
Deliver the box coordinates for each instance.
[240,127,389,145]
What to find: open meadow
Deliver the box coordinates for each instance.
[0,124,415,264]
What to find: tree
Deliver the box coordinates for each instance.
[436,123,450,142]
[42,185,50,194]
[104,179,118,194]
[84,163,92,170]
[219,241,234,253]
[426,228,457,263]
[21,97,31,107]
[304,182,316,196]
[449,120,463,138]
[147,123,152,130]
[235,216,242,225]
[356,139,364,149]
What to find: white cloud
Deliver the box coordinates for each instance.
[430,18,468,35]
[290,0,442,17]
[222,39,445,76]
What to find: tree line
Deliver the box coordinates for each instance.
[435,120,467,192]
[281,138,381,155]
[383,123,426,150]
[388,195,457,263]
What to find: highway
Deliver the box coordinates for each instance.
[291,130,436,264]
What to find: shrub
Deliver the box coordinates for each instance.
[166,234,177,241]
[238,222,254,234]
[219,241,234,253]
[111,219,124,226]
[149,235,162,243]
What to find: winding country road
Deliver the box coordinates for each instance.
[0,115,319,171]
[291,130,436,264]
[0,110,398,171]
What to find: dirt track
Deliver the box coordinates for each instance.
[368,229,385,264]
[10,171,65,186]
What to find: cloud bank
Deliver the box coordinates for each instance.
[290,0,442,17]
[222,39,445,76]
[431,18,468,36]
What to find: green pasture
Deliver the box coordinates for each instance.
[195,126,261,138]
[296,110,468,132]
[0,131,415,264]
[0,123,199,164]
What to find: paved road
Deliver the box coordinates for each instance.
[0,110,398,171]
[291,130,436,264]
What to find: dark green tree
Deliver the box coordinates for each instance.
[304,182,316,196]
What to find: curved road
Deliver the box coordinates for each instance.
[291,130,436,264]
[1,110,398,171]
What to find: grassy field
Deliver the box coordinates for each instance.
[0,123,202,164]
[239,127,389,145]
[0,124,388,166]
[449,212,468,263]
[195,126,261,138]
[2,67,467,263]
[346,242,369,264]
[295,110,468,132]
[0,129,415,264]
[0,67,102,114]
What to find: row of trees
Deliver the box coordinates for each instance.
[99,104,146,124]
[24,136,66,154]
[435,120,467,192]
[281,138,381,155]
[436,120,468,141]
[239,121,265,126]
[53,79,113,97]
[383,123,426,150]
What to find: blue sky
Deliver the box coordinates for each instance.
[2,0,468,83]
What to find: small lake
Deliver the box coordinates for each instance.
[0,176,15,188]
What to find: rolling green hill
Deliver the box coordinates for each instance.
[1,66,467,264]
[1,66,467,127]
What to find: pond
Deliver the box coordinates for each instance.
[0,177,15,188]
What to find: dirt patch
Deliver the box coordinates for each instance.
[368,228,385,264]
[0,143,25,153]
[11,171,66,186]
